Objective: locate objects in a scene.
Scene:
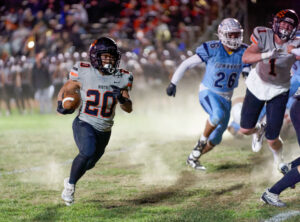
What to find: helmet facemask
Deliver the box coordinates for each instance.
[218,18,243,50]
[96,51,120,75]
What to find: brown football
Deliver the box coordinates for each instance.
[62,82,81,110]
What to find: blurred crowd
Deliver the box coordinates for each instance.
[0,0,244,114]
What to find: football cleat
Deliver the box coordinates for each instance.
[186,158,206,171]
[61,177,75,206]
[261,189,286,207]
[186,140,207,170]
[252,122,266,152]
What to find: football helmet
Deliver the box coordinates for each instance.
[218,18,243,50]
[272,9,299,41]
[89,37,121,74]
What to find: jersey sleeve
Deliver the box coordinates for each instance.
[250,27,266,50]
[69,61,81,82]
[196,42,211,63]
[290,38,300,48]
[123,71,133,91]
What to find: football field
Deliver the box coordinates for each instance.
[1,79,300,222]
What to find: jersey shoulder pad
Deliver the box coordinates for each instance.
[79,61,91,68]
[121,70,133,90]
[205,40,221,49]
[196,40,220,61]
[251,26,271,45]
[70,61,91,80]
[119,68,130,74]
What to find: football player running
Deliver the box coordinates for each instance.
[240,9,300,170]
[166,18,250,170]
[57,37,133,206]
[261,87,300,207]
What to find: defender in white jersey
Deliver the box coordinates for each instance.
[57,37,133,206]
[240,9,300,169]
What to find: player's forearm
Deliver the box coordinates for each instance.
[242,52,263,64]
[171,54,202,85]
[120,101,132,113]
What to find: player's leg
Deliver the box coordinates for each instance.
[290,98,300,145]
[265,91,289,168]
[240,89,265,135]
[240,89,266,152]
[62,117,97,205]
[85,131,111,171]
[186,90,228,170]
[261,165,300,207]
[203,102,231,155]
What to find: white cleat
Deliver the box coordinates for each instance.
[186,158,206,171]
[261,189,286,207]
[61,177,75,206]
[252,122,266,152]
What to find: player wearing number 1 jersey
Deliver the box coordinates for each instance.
[166,18,250,170]
[240,9,300,170]
[57,37,133,205]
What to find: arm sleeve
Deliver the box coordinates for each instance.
[171,54,203,85]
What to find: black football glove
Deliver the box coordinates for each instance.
[166,82,176,97]
[57,101,75,115]
[111,85,127,104]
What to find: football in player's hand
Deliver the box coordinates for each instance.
[62,82,81,110]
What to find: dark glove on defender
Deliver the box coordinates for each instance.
[166,82,176,97]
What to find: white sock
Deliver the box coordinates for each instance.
[268,145,283,164]
[200,134,208,142]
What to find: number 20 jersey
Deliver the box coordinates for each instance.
[196,40,249,93]
[250,26,300,85]
[69,61,133,132]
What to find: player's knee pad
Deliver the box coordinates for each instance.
[210,108,225,126]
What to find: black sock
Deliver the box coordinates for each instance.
[290,157,300,169]
[69,154,89,184]
[270,167,300,195]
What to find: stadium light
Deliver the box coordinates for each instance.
[27,41,35,49]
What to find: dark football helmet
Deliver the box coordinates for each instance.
[89,37,121,74]
[272,9,299,41]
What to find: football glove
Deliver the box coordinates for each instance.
[57,101,75,114]
[261,48,282,60]
[166,82,176,97]
[111,85,127,104]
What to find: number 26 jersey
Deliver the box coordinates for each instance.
[196,40,249,93]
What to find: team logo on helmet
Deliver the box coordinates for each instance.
[272,9,299,41]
